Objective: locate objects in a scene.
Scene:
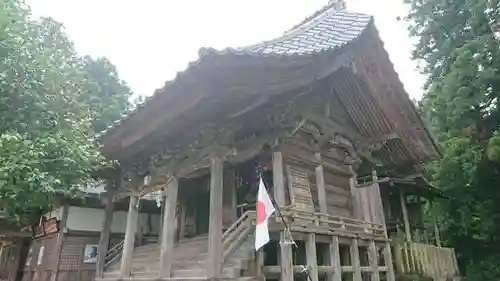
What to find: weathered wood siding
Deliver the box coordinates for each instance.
[353,184,384,225]
[283,141,353,218]
[285,164,315,212]
[0,241,23,281]
[17,232,122,281]
[322,163,352,218]
[21,235,58,281]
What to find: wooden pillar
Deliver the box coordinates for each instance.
[273,152,293,281]
[432,202,442,247]
[159,177,179,278]
[399,190,412,242]
[223,169,237,229]
[349,166,361,220]
[272,152,286,204]
[328,236,342,281]
[314,153,328,214]
[52,205,69,281]
[350,239,362,281]
[120,195,139,278]
[306,233,319,281]
[207,156,224,279]
[369,241,380,281]
[96,195,115,278]
[256,249,264,277]
[158,193,165,243]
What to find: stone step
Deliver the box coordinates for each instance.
[96,277,260,281]
[110,256,250,272]
[103,267,240,279]
[108,254,252,272]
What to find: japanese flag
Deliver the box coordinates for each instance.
[255,177,276,251]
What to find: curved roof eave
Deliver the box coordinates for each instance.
[98,8,374,145]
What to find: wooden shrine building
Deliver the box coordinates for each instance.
[95,1,460,281]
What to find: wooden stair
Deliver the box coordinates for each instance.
[98,234,256,281]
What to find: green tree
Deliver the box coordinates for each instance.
[0,0,131,224]
[81,56,133,133]
[405,0,500,279]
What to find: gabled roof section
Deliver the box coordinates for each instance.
[97,4,373,141]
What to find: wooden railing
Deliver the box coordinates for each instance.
[222,210,255,263]
[280,205,386,239]
[393,242,460,279]
[104,240,124,268]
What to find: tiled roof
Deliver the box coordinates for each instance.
[98,4,373,140]
[242,10,371,55]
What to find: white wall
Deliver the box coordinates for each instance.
[65,206,161,234]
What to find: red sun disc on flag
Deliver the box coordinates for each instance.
[256,201,266,224]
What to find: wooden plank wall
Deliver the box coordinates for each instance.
[353,184,384,225]
[22,235,58,281]
[322,167,352,218]
[0,242,23,281]
[19,232,108,281]
[285,164,315,212]
[283,145,353,218]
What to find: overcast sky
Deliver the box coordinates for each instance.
[27,0,426,99]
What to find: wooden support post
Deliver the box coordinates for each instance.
[279,232,294,281]
[328,236,342,281]
[256,249,264,277]
[96,196,114,278]
[384,242,396,281]
[349,166,361,220]
[273,152,286,205]
[159,177,179,278]
[369,241,380,281]
[314,153,328,214]
[373,170,395,281]
[120,195,139,278]
[306,233,319,281]
[432,202,442,247]
[399,190,412,242]
[350,239,362,281]
[273,151,293,281]
[207,156,224,279]
[158,193,165,243]
[52,205,69,281]
[223,169,238,229]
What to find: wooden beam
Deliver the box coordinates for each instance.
[399,190,412,242]
[256,249,264,277]
[432,202,442,247]
[328,236,342,281]
[280,231,294,281]
[350,239,362,281]
[306,233,319,281]
[349,166,361,220]
[383,242,396,281]
[51,205,69,281]
[272,152,286,205]
[96,197,115,278]
[120,195,139,278]
[207,156,224,279]
[273,151,293,281]
[159,177,179,278]
[369,240,380,281]
[314,153,328,214]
